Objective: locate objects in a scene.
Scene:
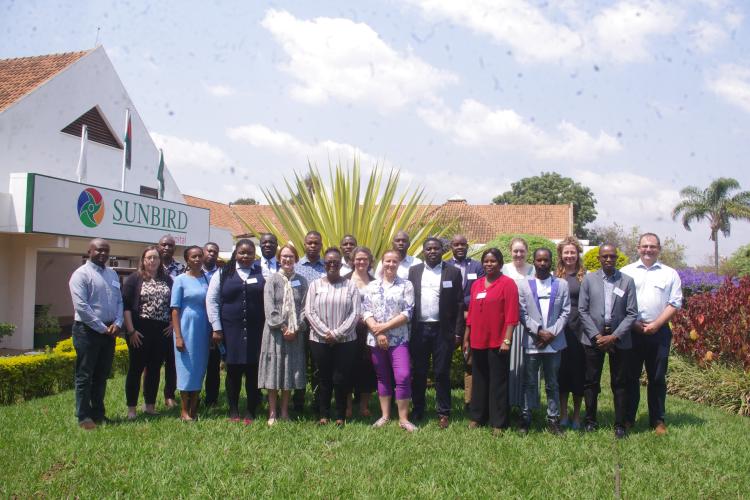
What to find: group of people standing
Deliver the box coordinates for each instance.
[68,229,681,439]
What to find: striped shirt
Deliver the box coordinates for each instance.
[305,278,361,343]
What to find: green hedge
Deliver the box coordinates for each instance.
[470,233,558,268]
[0,337,128,405]
[582,245,629,271]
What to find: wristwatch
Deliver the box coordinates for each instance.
[503,338,511,346]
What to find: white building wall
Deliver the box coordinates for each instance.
[0,46,181,201]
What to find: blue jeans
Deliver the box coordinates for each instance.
[72,322,115,423]
[522,351,561,422]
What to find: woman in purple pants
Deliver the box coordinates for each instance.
[362,249,416,432]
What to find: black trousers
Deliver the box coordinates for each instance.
[204,345,221,406]
[125,318,167,407]
[627,326,671,426]
[225,363,260,417]
[310,340,358,420]
[470,348,510,429]
[410,322,454,416]
[161,332,177,400]
[583,344,631,427]
[72,322,115,423]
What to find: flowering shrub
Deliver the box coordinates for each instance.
[672,276,750,370]
[678,268,728,298]
[582,246,629,272]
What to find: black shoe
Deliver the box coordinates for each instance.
[518,420,530,435]
[547,419,564,435]
[584,421,598,433]
[411,410,424,422]
[614,425,627,439]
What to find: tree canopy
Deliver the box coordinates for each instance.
[588,222,687,269]
[231,197,258,205]
[492,172,597,237]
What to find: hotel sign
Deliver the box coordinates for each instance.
[23,174,209,245]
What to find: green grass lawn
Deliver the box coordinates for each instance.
[1,373,749,498]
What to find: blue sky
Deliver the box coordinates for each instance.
[2,0,749,264]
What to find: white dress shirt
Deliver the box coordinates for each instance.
[419,262,442,322]
[621,259,683,322]
[259,257,279,279]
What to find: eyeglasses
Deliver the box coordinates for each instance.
[600,254,617,261]
[324,261,341,267]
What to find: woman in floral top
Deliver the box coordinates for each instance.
[362,249,416,432]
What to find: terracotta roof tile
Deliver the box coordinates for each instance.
[0,50,92,112]
[184,196,573,243]
[183,195,248,237]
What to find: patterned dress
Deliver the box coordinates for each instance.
[258,272,308,390]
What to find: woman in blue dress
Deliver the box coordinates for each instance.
[170,245,210,421]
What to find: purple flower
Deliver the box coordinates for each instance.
[677,268,737,297]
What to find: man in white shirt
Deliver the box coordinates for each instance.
[621,233,683,436]
[407,238,463,428]
[257,233,280,279]
[518,248,570,435]
[376,230,422,279]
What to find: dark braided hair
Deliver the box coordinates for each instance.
[220,238,255,288]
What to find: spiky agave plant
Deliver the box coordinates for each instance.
[239,158,455,258]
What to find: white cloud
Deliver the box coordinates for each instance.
[261,9,457,109]
[151,132,265,203]
[689,20,727,52]
[708,64,750,113]
[227,124,382,167]
[573,168,680,221]
[418,99,621,161]
[204,83,237,97]
[405,0,681,64]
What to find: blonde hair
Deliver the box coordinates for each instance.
[555,236,585,282]
[509,237,528,251]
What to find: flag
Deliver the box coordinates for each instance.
[76,124,88,182]
[157,149,165,199]
[121,108,131,191]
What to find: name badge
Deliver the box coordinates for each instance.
[111,280,120,289]
[613,287,625,298]
[467,273,478,280]
[476,292,487,299]
[442,281,453,288]
[246,277,258,285]
[291,280,301,287]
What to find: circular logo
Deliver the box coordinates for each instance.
[77,188,105,228]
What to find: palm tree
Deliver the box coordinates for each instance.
[672,177,750,273]
[237,158,456,258]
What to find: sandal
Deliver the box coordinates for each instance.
[372,416,390,428]
[399,421,417,433]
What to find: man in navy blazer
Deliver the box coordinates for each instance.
[518,248,570,435]
[578,243,638,438]
[408,237,464,428]
[446,234,484,410]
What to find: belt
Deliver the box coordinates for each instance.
[75,320,114,330]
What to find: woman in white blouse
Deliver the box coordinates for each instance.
[362,249,417,432]
[501,237,536,410]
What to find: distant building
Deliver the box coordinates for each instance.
[0,48,231,349]
[184,194,574,246]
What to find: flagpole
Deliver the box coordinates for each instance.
[76,124,88,183]
[121,108,130,191]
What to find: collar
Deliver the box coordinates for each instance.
[425,261,443,272]
[636,259,661,270]
[599,269,619,282]
[202,264,217,273]
[86,260,106,272]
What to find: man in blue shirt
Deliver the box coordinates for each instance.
[68,238,123,430]
[157,234,182,408]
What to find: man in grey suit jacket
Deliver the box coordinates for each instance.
[518,248,570,435]
[578,243,638,438]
